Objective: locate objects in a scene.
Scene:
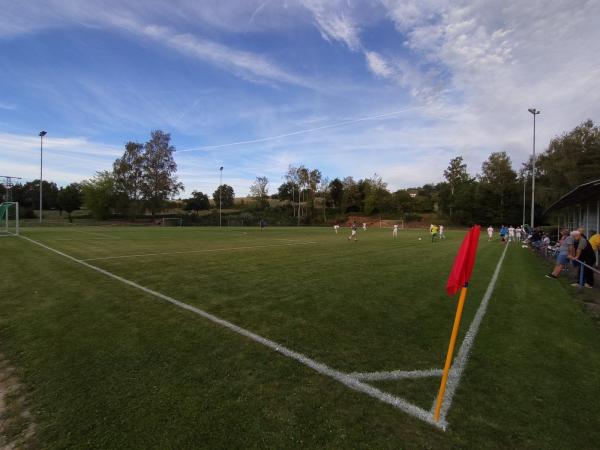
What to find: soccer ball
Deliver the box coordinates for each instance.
[418,237,422,241]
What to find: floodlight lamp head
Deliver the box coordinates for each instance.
[528,108,540,115]
[220,166,223,171]
[39,130,47,137]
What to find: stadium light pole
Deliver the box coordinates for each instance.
[219,166,223,228]
[39,130,47,224]
[528,108,540,228]
[522,174,526,227]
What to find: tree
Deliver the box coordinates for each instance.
[82,171,117,220]
[479,151,518,223]
[212,184,234,208]
[184,191,210,213]
[277,181,295,202]
[141,130,184,216]
[249,176,269,209]
[443,156,470,219]
[340,176,360,212]
[536,119,600,203]
[57,183,82,222]
[328,178,344,210]
[113,141,145,219]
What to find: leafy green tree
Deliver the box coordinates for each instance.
[184,191,210,213]
[249,176,269,209]
[82,171,117,220]
[479,151,518,223]
[340,176,360,212]
[113,141,145,218]
[536,119,600,202]
[212,184,234,208]
[141,130,184,217]
[57,183,82,222]
[276,181,295,201]
[328,178,344,210]
[443,156,470,219]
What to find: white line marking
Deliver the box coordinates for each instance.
[433,244,509,422]
[350,369,443,381]
[18,235,445,429]
[80,242,318,261]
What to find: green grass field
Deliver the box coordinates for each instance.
[2,226,600,449]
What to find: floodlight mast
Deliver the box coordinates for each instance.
[39,131,47,224]
[219,166,223,228]
[527,109,540,228]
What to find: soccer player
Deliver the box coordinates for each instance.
[487,225,494,241]
[393,224,399,237]
[515,226,522,243]
[430,224,439,242]
[362,222,367,231]
[348,222,358,241]
[508,225,515,243]
[439,224,445,239]
[333,224,340,234]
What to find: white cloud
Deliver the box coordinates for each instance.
[301,0,364,50]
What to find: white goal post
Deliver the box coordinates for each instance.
[0,202,19,236]
[161,217,182,227]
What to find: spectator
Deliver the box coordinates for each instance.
[568,231,596,288]
[546,229,571,279]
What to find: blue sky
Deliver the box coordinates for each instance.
[1,0,599,196]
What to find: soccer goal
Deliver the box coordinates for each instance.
[161,217,182,227]
[0,202,19,236]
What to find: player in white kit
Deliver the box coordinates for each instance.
[393,224,398,237]
[515,226,522,242]
[439,224,445,239]
[508,226,515,243]
[333,224,340,234]
[362,222,367,230]
[487,226,494,241]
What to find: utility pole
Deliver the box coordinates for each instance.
[527,109,540,228]
[39,130,47,224]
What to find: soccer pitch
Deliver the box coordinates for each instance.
[2,226,600,448]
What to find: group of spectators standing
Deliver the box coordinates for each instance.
[546,227,600,288]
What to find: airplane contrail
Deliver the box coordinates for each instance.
[178,105,425,153]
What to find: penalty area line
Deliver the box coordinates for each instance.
[80,241,318,261]
[18,235,445,430]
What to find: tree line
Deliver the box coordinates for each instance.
[2,120,598,225]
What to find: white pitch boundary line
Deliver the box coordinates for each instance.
[350,368,443,381]
[80,241,318,261]
[433,243,509,423]
[18,235,446,429]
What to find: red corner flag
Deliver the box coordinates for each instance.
[446,225,481,296]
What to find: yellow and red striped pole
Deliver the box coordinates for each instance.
[434,284,468,422]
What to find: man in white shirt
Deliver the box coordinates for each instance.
[508,226,515,243]
[393,224,398,237]
[515,226,522,242]
[362,222,367,231]
[439,224,445,239]
[487,226,494,241]
[333,224,340,234]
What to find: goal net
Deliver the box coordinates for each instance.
[161,217,182,227]
[0,202,19,236]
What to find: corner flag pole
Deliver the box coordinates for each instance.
[434,283,468,422]
[434,224,480,423]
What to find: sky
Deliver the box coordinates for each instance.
[1,0,599,197]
